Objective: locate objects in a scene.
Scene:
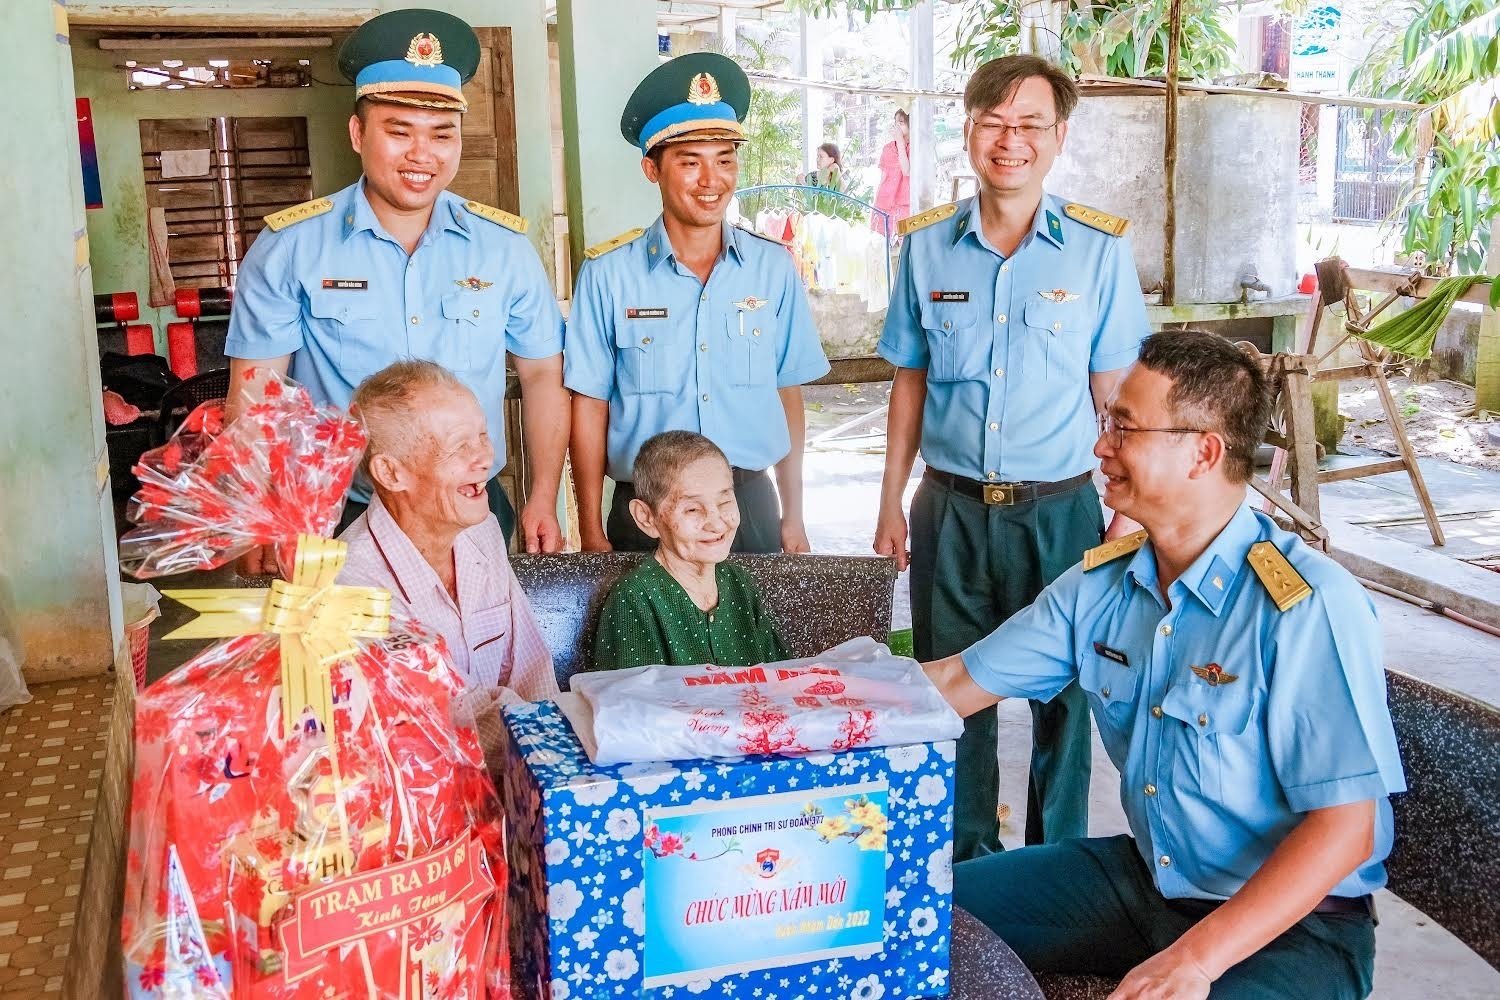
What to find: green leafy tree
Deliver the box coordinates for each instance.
[788,0,1238,77]
[737,32,805,190]
[950,0,1237,77]
[1352,0,1499,276]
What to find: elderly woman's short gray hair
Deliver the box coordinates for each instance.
[351,359,471,478]
[632,431,730,509]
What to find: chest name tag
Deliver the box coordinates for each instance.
[627,307,669,319]
[930,291,969,302]
[1093,641,1130,667]
[321,278,368,290]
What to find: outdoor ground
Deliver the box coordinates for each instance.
[1342,373,1500,474]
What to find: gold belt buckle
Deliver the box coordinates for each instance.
[983,483,1017,506]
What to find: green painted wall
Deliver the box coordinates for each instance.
[556,0,660,275]
[0,2,119,682]
[73,40,362,344]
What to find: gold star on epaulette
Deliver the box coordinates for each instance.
[584,228,646,260]
[1063,202,1129,237]
[263,197,334,232]
[896,203,957,237]
[1246,541,1312,612]
[464,200,528,234]
[1083,530,1149,571]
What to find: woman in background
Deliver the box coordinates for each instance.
[806,142,843,191]
[872,109,910,238]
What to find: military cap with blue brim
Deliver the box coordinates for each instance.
[621,52,752,155]
[338,8,480,113]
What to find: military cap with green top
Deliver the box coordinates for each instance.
[621,52,752,155]
[338,8,481,113]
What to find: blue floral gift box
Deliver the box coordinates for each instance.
[498,701,956,1000]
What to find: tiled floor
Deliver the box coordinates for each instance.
[0,676,112,995]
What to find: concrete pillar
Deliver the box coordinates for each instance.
[1475,224,1500,412]
[1019,0,1064,61]
[910,1,935,212]
[0,1,121,681]
[719,7,737,54]
[556,0,660,280]
[1315,105,1338,219]
[799,11,826,174]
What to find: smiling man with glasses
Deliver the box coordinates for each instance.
[875,54,1151,862]
[924,331,1403,999]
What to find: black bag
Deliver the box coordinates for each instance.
[100,351,180,409]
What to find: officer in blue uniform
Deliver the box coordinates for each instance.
[874,54,1150,860]
[565,53,831,554]
[225,8,569,555]
[927,331,1405,999]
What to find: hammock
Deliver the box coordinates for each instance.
[1357,275,1491,360]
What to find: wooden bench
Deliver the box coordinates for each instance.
[1037,670,1500,998]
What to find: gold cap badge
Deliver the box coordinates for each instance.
[688,72,721,105]
[405,32,444,67]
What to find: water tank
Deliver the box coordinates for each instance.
[1048,91,1300,303]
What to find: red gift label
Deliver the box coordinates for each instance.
[277,833,494,979]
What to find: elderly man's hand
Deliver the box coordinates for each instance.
[1107,945,1212,1000]
[519,500,565,554]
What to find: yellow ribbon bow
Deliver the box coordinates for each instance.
[162,534,391,738]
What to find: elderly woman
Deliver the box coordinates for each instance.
[592,431,790,671]
[339,360,558,736]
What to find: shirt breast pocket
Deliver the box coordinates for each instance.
[438,290,493,373]
[308,290,381,377]
[919,302,984,383]
[725,309,777,387]
[464,603,510,657]
[1079,656,1139,748]
[614,318,675,396]
[1161,680,1258,802]
[1023,298,1088,382]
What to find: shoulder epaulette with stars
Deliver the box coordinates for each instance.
[1083,530,1149,571]
[263,197,333,232]
[1063,202,1129,237]
[1246,541,1312,612]
[735,223,792,248]
[896,202,957,238]
[583,228,645,260]
[465,200,528,234]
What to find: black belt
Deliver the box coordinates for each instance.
[1168,894,1375,921]
[923,468,1093,506]
[620,467,766,490]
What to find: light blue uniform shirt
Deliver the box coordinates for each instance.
[962,504,1406,900]
[564,215,831,482]
[878,193,1149,483]
[225,180,564,499]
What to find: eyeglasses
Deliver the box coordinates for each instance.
[1097,413,1206,450]
[967,115,1058,140]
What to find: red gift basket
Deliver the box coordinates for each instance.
[119,368,510,999]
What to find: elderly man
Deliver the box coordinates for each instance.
[925,331,1404,999]
[340,360,558,748]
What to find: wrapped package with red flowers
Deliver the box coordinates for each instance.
[119,368,511,1000]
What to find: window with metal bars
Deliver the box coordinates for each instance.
[138,116,313,302]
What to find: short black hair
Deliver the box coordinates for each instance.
[1137,330,1271,483]
[964,54,1079,122]
[633,431,730,509]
